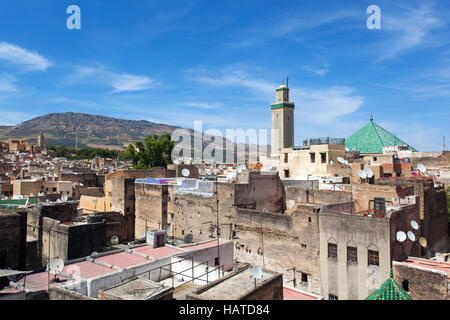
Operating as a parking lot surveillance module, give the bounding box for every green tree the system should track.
[127,134,174,169]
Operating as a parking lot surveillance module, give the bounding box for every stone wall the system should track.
[0,211,27,270]
[393,260,449,300]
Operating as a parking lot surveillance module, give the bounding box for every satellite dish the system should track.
[417,164,427,173]
[410,220,419,230]
[345,148,349,152]
[364,168,374,178]
[337,157,345,164]
[47,258,64,275]
[358,170,367,179]
[184,233,193,243]
[173,159,180,165]
[343,160,349,165]
[110,236,119,245]
[182,168,190,177]
[252,266,263,280]
[396,186,407,199]
[419,237,428,248]
[91,251,99,257]
[407,231,416,242]
[396,231,407,242]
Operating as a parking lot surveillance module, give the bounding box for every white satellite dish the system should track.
[345,148,349,152]
[364,168,374,178]
[396,231,407,242]
[410,220,419,230]
[343,160,349,165]
[407,231,416,242]
[358,170,367,179]
[47,258,64,275]
[110,236,119,245]
[173,159,180,165]
[252,266,263,280]
[182,168,190,177]
[417,164,427,173]
[337,157,345,164]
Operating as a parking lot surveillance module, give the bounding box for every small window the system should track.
[308,217,312,222]
[374,198,386,213]
[214,257,220,266]
[373,157,377,161]
[329,294,338,300]
[402,280,409,292]
[284,169,290,178]
[310,153,315,163]
[197,211,200,218]
[301,273,308,283]
[321,153,326,164]
[181,230,185,236]
[347,246,357,262]
[328,243,337,259]
[368,250,379,266]
[284,153,289,163]
[301,243,307,248]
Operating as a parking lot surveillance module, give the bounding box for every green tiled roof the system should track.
[365,270,413,300]
[0,198,38,205]
[345,121,418,154]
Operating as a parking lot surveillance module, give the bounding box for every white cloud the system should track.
[0,74,17,92]
[377,3,446,61]
[68,65,159,93]
[110,73,156,93]
[0,42,51,71]
[292,86,364,124]
[0,110,35,126]
[189,68,274,97]
[185,102,222,109]
[189,67,363,124]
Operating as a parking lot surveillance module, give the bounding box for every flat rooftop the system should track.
[98,278,171,300]
[192,267,274,300]
[283,286,321,300]
[399,257,450,279]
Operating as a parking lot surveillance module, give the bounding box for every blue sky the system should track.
[0,0,448,151]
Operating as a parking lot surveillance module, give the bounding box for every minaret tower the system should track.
[271,79,295,155]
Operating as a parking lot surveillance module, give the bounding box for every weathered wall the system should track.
[318,211,391,300]
[0,211,27,270]
[393,261,449,300]
[134,183,168,239]
[110,178,135,241]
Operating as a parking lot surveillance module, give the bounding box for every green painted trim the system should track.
[271,103,295,110]
[276,88,288,92]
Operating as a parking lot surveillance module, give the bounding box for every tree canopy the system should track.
[126,134,174,169]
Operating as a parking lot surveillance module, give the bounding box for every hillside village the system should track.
[0,85,449,300]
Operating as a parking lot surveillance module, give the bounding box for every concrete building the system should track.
[318,201,421,300]
[393,257,450,300]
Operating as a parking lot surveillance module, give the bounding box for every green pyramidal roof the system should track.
[365,270,413,300]
[345,121,418,154]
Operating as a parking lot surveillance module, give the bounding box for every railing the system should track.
[302,137,345,146]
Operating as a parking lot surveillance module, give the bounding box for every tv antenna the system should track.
[419,237,428,248]
[182,168,190,177]
[252,265,263,287]
[110,236,119,246]
[396,231,406,242]
[410,220,419,230]
[358,169,367,181]
[407,231,416,242]
[364,167,374,179]
[417,164,427,174]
